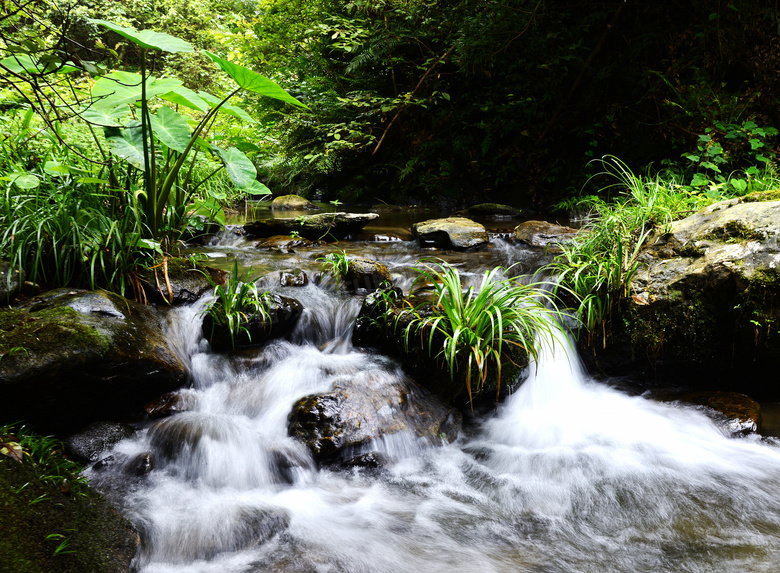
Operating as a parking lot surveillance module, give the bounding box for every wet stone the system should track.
[65,421,136,463]
[280,268,309,287]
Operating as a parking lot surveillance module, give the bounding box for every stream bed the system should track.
[87,208,780,572]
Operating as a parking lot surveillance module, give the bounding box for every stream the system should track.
[87,207,780,572]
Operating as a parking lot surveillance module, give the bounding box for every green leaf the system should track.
[81,106,128,127]
[88,19,193,53]
[190,197,226,226]
[203,51,307,108]
[105,125,146,169]
[749,138,764,150]
[0,54,79,75]
[92,72,182,109]
[8,172,40,189]
[243,180,272,195]
[43,160,71,177]
[690,173,710,187]
[197,91,257,123]
[148,107,191,153]
[213,146,256,188]
[160,86,210,112]
[731,178,748,192]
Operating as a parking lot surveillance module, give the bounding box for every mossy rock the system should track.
[135,258,227,305]
[410,217,489,251]
[270,194,321,211]
[0,289,187,433]
[0,454,138,573]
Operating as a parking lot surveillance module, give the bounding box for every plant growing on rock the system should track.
[317,250,350,281]
[400,259,557,405]
[201,259,271,350]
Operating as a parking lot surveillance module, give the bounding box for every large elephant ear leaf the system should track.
[105,125,146,170]
[203,51,308,109]
[213,146,257,188]
[88,19,193,53]
[148,107,191,153]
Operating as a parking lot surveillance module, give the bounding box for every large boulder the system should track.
[590,198,780,397]
[244,212,379,240]
[411,217,489,250]
[270,194,320,211]
[0,289,187,433]
[288,369,461,464]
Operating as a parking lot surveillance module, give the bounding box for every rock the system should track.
[65,422,136,463]
[136,259,227,305]
[0,451,139,572]
[411,217,489,250]
[270,194,320,211]
[343,258,392,291]
[280,268,309,287]
[679,391,763,436]
[514,220,582,249]
[0,261,24,304]
[456,203,523,219]
[202,293,303,351]
[288,369,461,463]
[144,391,193,419]
[590,199,780,396]
[244,212,379,240]
[0,289,188,433]
[352,289,529,405]
[256,235,316,253]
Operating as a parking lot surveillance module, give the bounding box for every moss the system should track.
[0,306,110,364]
[0,426,137,572]
[734,268,780,350]
[742,189,780,203]
[702,219,763,242]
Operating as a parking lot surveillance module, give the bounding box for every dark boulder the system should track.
[0,289,188,433]
[288,369,461,464]
[202,294,303,351]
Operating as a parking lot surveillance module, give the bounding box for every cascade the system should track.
[86,232,780,573]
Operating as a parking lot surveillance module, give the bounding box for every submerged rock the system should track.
[411,217,489,250]
[288,369,461,463]
[256,235,316,253]
[456,203,523,219]
[0,289,187,433]
[279,268,309,287]
[679,391,763,436]
[244,212,379,240]
[270,194,320,211]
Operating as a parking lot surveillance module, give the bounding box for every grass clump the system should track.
[400,259,557,405]
[201,259,271,350]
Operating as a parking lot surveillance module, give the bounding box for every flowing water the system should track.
[87,211,780,572]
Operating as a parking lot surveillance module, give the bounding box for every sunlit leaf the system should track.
[243,180,272,195]
[213,146,256,188]
[197,91,257,123]
[105,125,146,169]
[0,54,79,75]
[203,51,307,108]
[148,107,190,153]
[88,19,194,53]
[160,86,210,112]
[81,106,128,127]
[92,72,182,109]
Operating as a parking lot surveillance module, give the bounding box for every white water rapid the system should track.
[85,235,780,573]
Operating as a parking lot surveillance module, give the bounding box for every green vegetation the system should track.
[400,260,556,405]
[317,250,351,281]
[201,259,271,350]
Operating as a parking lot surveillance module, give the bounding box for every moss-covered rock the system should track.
[0,447,137,573]
[269,194,320,211]
[586,199,780,397]
[135,257,227,305]
[0,289,187,433]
